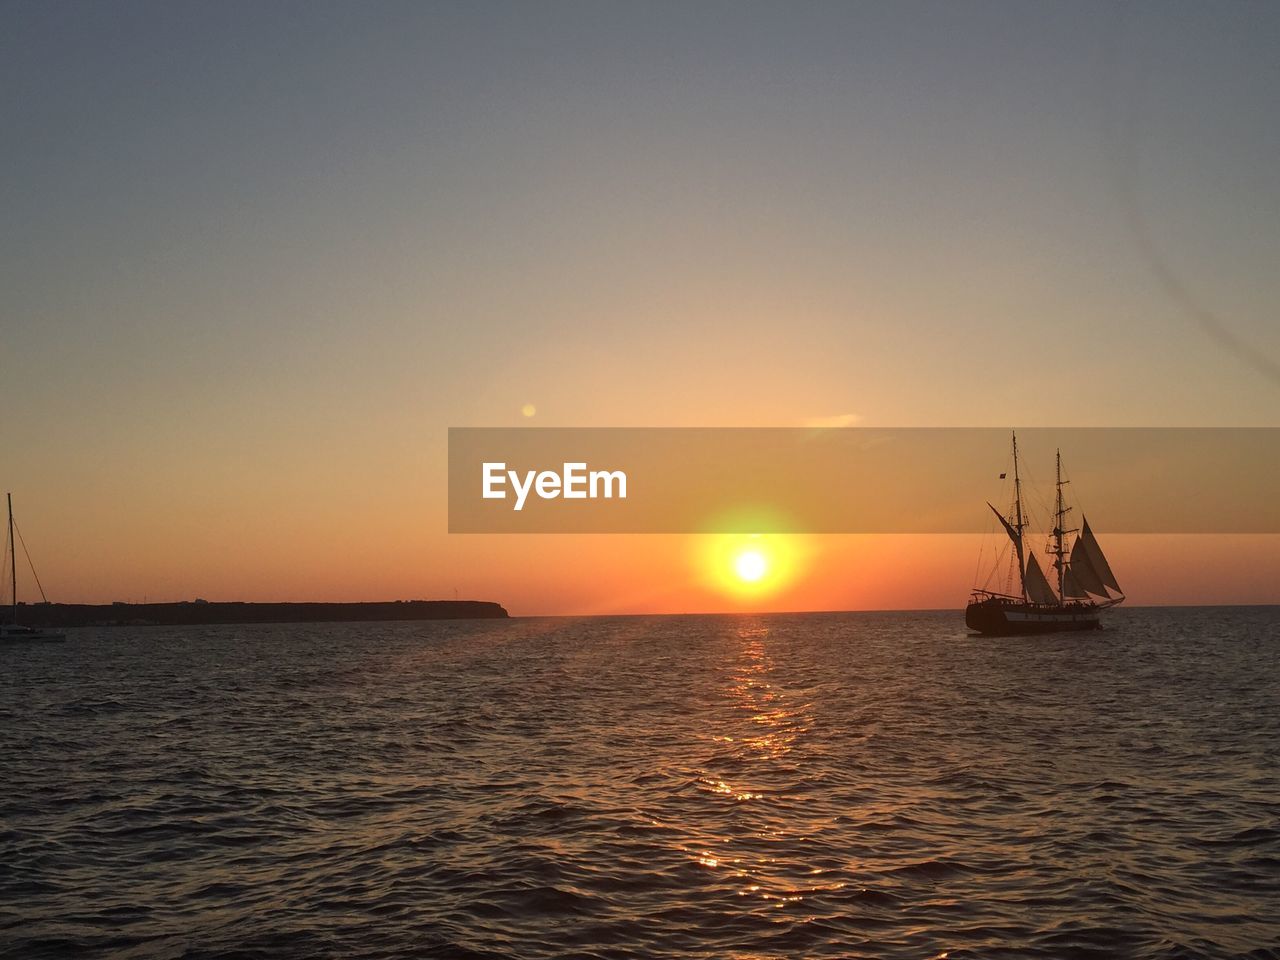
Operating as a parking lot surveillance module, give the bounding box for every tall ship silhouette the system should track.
[966,432,1124,636]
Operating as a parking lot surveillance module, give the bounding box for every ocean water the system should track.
[2,608,1278,960]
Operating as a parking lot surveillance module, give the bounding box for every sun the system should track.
[734,548,768,583]
[695,533,807,603]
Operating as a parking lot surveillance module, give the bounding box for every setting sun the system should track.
[695,534,809,604]
[734,549,768,582]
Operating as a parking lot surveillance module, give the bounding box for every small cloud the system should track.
[803,412,860,428]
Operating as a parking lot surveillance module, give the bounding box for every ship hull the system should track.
[965,597,1101,636]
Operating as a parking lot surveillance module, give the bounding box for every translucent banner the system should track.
[448,428,1280,533]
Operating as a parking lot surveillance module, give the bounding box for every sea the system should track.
[2,608,1277,960]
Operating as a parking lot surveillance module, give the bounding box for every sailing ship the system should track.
[965,432,1124,636]
[2,493,65,643]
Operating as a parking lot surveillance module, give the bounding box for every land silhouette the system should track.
[13,599,509,629]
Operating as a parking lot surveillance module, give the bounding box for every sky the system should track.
[2,1,1278,613]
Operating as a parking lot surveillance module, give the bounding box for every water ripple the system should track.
[1,608,1278,958]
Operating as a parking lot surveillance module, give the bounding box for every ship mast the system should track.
[1011,432,1028,601]
[7,493,15,625]
[1050,449,1074,599]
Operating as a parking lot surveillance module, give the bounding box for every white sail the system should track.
[1024,552,1058,604]
[1078,516,1121,593]
[988,502,1021,549]
[1061,564,1089,599]
[1069,535,1110,597]
[988,501,1027,596]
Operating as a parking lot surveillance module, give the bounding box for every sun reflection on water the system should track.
[680,618,829,909]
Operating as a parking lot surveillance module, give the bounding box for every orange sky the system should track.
[7,413,1279,613]
[13,508,1279,614]
[3,5,1278,614]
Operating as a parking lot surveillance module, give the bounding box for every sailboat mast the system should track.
[1050,449,1075,599]
[8,493,15,625]
[1011,432,1027,601]
[1054,450,1065,597]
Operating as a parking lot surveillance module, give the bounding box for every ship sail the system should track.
[988,502,1024,554]
[988,501,1027,596]
[1068,535,1109,597]
[1077,516,1121,594]
[1024,552,1058,605]
[1061,563,1089,599]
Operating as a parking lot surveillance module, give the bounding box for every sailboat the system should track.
[965,432,1124,636]
[1,493,66,643]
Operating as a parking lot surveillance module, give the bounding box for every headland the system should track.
[11,600,510,629]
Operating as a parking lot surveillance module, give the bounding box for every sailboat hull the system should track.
[965,597,1101,636]
[0,626,66,643]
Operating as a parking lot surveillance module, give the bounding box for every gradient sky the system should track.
[3,1,1278,612]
